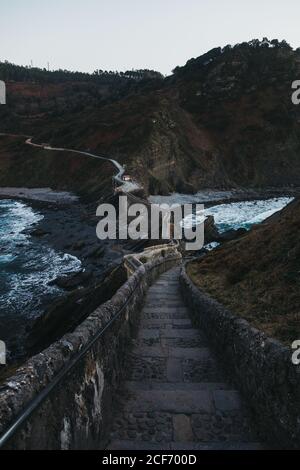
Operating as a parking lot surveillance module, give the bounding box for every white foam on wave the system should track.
[0,199,81,318]
[204,197,294,232]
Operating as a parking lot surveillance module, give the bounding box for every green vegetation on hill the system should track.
[0,60,163,84]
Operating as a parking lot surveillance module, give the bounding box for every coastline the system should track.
[0,188,123,280]
[0,189,124,364]
[1,186,298,365]
[149,187,300,208]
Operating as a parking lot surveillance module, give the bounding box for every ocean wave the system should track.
[0,199,81,322]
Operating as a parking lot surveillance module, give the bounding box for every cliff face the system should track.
[132,42,300,193]
[171,42,300,191]
[0,135,114,200]
[1,40,300,195]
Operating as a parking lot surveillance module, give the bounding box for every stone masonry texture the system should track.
[180,263,300,449]
[108,268,260,450]
[0,252,181,449]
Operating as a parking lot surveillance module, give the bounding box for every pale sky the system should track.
[1,0,300,75]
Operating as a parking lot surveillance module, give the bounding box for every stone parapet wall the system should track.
[0,249,181,450]
[180,264,300,449]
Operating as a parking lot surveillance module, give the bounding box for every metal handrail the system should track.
[0,255,179,449]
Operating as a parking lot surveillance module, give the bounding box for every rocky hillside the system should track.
[187,197,300,344]
[1,39,300,195]
[0,135,114,201]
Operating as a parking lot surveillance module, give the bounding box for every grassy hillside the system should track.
[187,198,300,344]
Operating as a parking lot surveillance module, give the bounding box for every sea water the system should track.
[0,199,81,356]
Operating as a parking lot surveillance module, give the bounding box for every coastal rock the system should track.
[72,240,86,251]
[204,215,220,243]
[30,228,50,237]
[86,245,105,259]
[217,228,247,242]
[49,270,93,290]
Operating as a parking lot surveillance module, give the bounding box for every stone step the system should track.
[138,329,160,339]
[145,302,187,308]
[142,304,189,318]
[131,346,169,357]
[152,288,179,293]
[143,307,189,315]
[160,328,200,339]
[108,267,260,451]
[137,328,201,340]
[124,390,214,413]
[143,312,189,320]
[212,390,242,412]
[134,337,208,350]
[148,283,180,289]
[140,321,174,329]
[125,381,230,391]
[141,319,192,328]
[146,298,185,304]
[159,271,180,276]
[151,283,179,288]
[107,440,171,450]
[134,346,211,359]
[146,294,182,300]
[150,290,179,295]
[166,358,183,382]
[169,347,212,359]
[165,336,208,348]
[149,303,184,307]
[108,439,263,450]
[147,292,182,297]
[171,442,263,450]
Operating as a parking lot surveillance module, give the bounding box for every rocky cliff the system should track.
[1,39,300,196]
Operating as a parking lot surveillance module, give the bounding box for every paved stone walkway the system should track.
[108,267,260,450]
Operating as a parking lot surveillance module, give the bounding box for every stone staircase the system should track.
[108,267,261,450]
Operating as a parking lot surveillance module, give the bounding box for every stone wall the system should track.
[180,264,300,449]
[0,249,181,450]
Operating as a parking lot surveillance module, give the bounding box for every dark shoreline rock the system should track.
[26,264,128,356]
[48,269,94,290]
[30,228,50,237]
[217,227,248,242]
[1,196,124,364]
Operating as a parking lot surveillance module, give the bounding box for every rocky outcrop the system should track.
[204,215,220,243]
[26,265,128,355]
[216,227,247,243]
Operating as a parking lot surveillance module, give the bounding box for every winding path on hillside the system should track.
[25,138,140,193]
[108,267,261,450]
[0,133,140,194]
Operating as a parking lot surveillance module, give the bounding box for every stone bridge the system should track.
[1,243,299,449]
[108,267,259,450]
[0,244,258,450]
